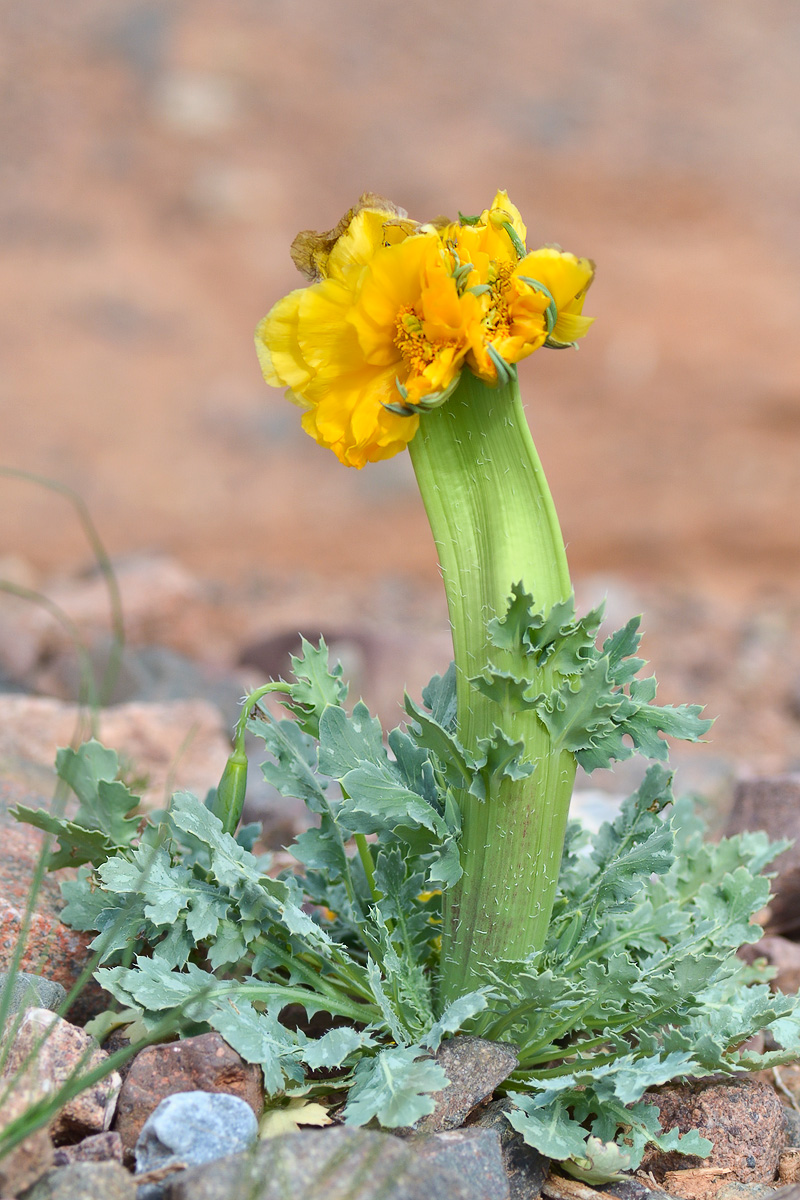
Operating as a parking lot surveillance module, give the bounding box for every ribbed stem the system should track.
[408,370,576,1004]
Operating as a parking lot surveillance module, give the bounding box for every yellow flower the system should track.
[256,205,478,468]
[255,192,594,467]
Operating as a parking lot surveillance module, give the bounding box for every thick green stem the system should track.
[408,370,576,1004]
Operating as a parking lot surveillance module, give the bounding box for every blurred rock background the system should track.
[1,0,799,809]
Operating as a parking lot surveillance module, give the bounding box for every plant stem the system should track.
[354,833,380,903]
[408,369,575,1004]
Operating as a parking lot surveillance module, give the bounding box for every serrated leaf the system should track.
[97,957,218,1024]
[426,837,462,888]
[251,717,329,812]
[565,1135,632,1183]
[469,668,536,712]
[290,822,347,875]
[506,1093,594,1160]
[387,726,438,806]
[343,1044,448,1128]
[423,989,494,1051]
[470,728,534,801]
[318,701,387,779]
[403,693,474,789]
[55,741,141,846]
[260,1098,332,1138]
[420,661,458,731]
[13,806,114,870]
[339,765,448,840]
[208,995,304,1093]
[280,636,348,737]
[301,1026,375,1070]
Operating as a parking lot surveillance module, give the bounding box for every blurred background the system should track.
[1,0,800,798]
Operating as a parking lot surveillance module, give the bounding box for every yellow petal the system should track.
[550,310,595,344]
[487,190,527,243]
[517,249,594,311]
[296,278,364,377]
[254,291,311,390]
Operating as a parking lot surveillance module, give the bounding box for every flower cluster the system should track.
[256,192,594,468]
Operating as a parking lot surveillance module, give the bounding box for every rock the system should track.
[0,971,66,1015]
[167,1125,505,1200]
[467,1098,549,1199]
[663,1171,769,1200]
[2,1008,121,1143]
[598,1181,682,1200]
[724,777,800,936]
[34,639,246,729]
[134,1091,258,1174]
[395,1036,519,1135]
[114,1032,263,1152]
[0,1077,54,1195]
[739,936,800,994]
[411,1129,510,1200]
[641,1077,785,1183]
[784,1105,800,1145]
[0,693,231,810]
[713,1185,777,1200]
[780,1149,800,1184]
[52,1131,123,1166]
[1,556,201,680]
[20,1160,136,1199]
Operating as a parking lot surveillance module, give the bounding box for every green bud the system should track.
[211,747,248,835]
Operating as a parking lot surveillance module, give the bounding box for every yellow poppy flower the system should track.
[257,214,479,468]
[255,192,594,466]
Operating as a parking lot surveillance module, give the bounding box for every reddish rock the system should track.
[0,1076,54,1195]
[113,1032,263,1152]
[641,1077,785,1183]
[1,1008,121,1144]
[0,693,231,811]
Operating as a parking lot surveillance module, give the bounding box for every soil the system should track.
[1,1,799,774]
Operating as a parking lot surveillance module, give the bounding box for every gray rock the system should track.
[0,971,67,1015]
[21,1160,136,1200]
[784,1106,800,1146]
[134,1091,258,1174]
[411,1129,510,1200]
[167,1126,505,1200]
[396,1036,519,1135]
[715,1186,780,1200]
[467,1098,549,1199]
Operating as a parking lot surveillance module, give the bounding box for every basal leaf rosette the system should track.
[255,191,594,467]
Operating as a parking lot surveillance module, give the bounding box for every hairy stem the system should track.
[408,369,575,1004]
